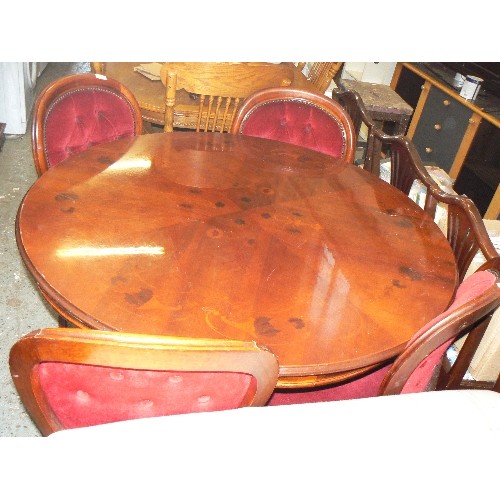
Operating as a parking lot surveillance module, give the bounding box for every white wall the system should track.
[341,62,397,85]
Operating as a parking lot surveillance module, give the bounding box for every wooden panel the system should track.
[412,85,473,172]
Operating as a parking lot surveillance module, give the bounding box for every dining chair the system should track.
[9,328,279,436]
[268,263,500,406]
[230,87,356,162]
[297,62,344,93]
[331,87,380,167]
[333,94,498,282]
[159,62,294,133]
[373,133,499,282]
[32,73,143,177]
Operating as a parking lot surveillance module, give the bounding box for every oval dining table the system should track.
[16,132,458,388]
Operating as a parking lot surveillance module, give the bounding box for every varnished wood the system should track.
[406,80,431,139]
[32,73,144,176]
[343,113,497,280]
[381,265,500,395]
[94,62,312,131]
[9,328,279,435]
[160,62,296,133]
[396,63,500,218]
[332,87,381,172]
[448,112,482,180]
[399,63,500,128]
[298,63,344,93]
[365,131,498,282]
[15,133,458,387]
[484,184,500,219]
[230,86,356,163]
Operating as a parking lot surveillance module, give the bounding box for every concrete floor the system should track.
[0,63,91,437]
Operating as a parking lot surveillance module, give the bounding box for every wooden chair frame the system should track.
[9,328,279,436]
[332,87,498,280]
[32,73,143,176]
[380,265,500,395]
[332,87,380,168]
[373,134,499,281]
[159,62,294,133]
[297,63,344,93]
[230,86,356,163]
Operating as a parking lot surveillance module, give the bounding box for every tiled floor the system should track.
[0,63,91,437]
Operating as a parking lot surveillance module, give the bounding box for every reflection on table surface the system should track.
[16,132,458,387]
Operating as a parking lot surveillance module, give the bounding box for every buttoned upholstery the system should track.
[268,266,500,405]
[36,363,254,429]
[231,87,356,162]
[9,329,279,436]
[32,73,143,176]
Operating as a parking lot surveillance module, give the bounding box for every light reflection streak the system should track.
[105,157,152,171]
[309,245,349,333]
[57,246,165,257]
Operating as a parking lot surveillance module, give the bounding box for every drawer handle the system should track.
[434,124,442,130]
[425,147,433,154]
[443,99,451,106]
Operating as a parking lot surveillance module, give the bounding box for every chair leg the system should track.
[58,315,70,327]
[436,317,490,390]
[493,374,500,393]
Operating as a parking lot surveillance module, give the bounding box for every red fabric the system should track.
[37,363,255,429]
[240,101,346,158]
[268,364,391,406]
[268,271,496,405]
[44,88,137,168]
[401,270,496,393]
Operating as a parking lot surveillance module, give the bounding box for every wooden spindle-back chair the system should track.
[159,62,294,132]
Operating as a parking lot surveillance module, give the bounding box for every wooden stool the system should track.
[339,80,414,174]
[339,80,414,135]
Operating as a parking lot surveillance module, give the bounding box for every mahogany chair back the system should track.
[230,86,356,162]
[268,263,500,405]
[297,62,344,93]
[32,73,143,176]
[380,264,500,394]
[328,91,498,279]
[9,329,279,436]
[377,134,498,281]
[159,62,294,132]
[332,87,380,167]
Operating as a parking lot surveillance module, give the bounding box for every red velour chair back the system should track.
[231,87,356,163]
[268,266,500,405]
[32,73,143,176]
[9,329,279,436]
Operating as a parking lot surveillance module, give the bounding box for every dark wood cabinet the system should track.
[391,63,500,219]
[412,85,473,172]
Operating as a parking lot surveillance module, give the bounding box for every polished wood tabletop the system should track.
[16,132,458,388]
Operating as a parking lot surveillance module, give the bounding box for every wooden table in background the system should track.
[99,62,313,131]
[16,133,458,388]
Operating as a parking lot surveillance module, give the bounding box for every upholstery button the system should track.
[304,124,312,133]
[197,395,211,405]
[279,118,287,126]
[76,390,90,402]
[169,375,183,383]
[109,371,124,381]
[138,399,154,409]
